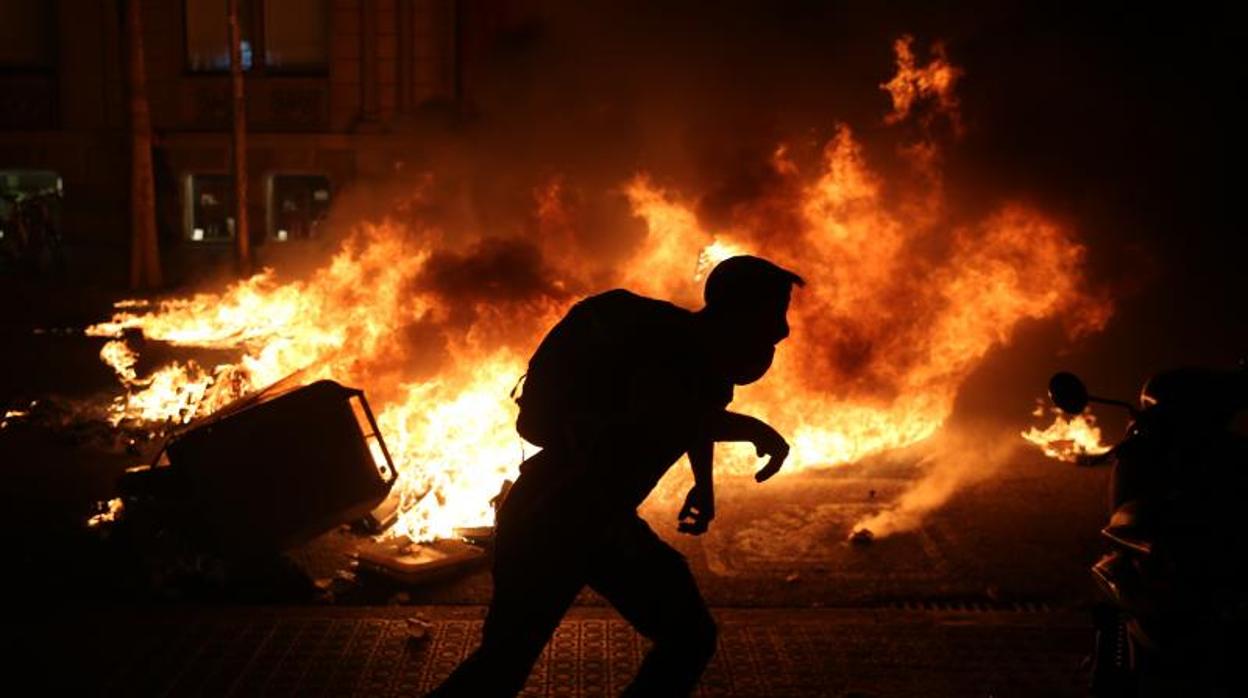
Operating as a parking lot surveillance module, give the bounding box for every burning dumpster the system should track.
[122,378,397,554]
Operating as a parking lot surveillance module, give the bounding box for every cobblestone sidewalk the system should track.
[12,605,1091,697]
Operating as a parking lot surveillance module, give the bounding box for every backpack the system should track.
[514,290,653,448]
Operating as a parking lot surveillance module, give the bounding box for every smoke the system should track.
[314,2,909,262]
[419,238,566,307]
[850,421,1025,538]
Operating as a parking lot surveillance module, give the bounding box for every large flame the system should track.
[85,38,1111,542]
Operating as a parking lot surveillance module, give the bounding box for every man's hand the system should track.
[678,483,715,535]
[751,421,790,482]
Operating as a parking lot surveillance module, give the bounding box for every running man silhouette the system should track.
[430,256,803,697]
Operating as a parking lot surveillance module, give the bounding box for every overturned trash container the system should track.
[128,379,397,555]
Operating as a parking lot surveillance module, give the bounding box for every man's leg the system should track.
[588,516,717,697]
[429,525,584,697]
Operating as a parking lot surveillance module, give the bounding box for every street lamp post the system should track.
[227,0,251,276]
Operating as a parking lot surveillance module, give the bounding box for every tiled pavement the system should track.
[13,604,1092,697]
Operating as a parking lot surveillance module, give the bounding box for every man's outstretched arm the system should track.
[678,437,715,535]
[707,410,791,482]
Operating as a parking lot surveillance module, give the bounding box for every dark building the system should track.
[0,0,498,283]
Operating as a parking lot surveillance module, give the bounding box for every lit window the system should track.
[185,0,255,72]
[188,175,235,241]
[269,175,331,241]
[1,169,61,204]
[264,0,329,72]
[1,170,63,263]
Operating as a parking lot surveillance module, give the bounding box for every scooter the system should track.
[1046,367,1248,696]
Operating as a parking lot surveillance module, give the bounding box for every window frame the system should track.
[183,172,237,243]
[181,0,329,77]
[265,172,332,242]
[259,0,330,76]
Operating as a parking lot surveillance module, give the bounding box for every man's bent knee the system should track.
[689,612,718,663]
[655,609,717,665]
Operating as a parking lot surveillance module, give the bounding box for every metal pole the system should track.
[126,0,162,289]
[228,0,251,276]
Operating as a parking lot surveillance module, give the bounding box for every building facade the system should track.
[0,0,498,283]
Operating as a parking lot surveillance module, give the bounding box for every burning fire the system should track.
[882,35,963,132]
[1,405,33,429]
[87,498,125,528]
[1021,404,1112,462]
[84,38,1111,542]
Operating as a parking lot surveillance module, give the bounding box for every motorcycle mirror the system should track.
[1049,372,1089,415]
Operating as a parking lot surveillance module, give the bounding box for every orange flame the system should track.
[87,498,125,528]
[1022,405,1112,462]
[1,405,32,429]
[84,37,1112,542]
[881,34,962,131]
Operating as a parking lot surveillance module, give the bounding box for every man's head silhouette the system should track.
[699,255,804,385]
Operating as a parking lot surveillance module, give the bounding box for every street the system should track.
[0,304,1115,695]
[12,605,1091,697]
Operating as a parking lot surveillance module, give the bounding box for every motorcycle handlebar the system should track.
[1075,448,1116,467]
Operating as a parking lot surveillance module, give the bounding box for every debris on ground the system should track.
[313,568,359,600]
[361,490,402,533]
[134,379,396,554]
[849,528,875,545]
[405,616,434,648]
[356,537,487,585]
[389,591,411,605]
[454,526,494,546]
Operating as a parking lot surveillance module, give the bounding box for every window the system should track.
[0,2,54,69]
[185,0,255,72]
[0,170,60,196]
[269,174,330,241]
[187,175,235,241]
[1,170,63,270]
[185,0,328,73]
[264,0,329,72]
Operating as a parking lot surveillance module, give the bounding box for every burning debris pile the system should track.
[77,37,1111,548]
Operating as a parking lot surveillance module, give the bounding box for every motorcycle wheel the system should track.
[1090,604,1135,698]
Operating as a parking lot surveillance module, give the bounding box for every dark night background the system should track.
[939,0,1248,401]
[1,2,1246,693]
